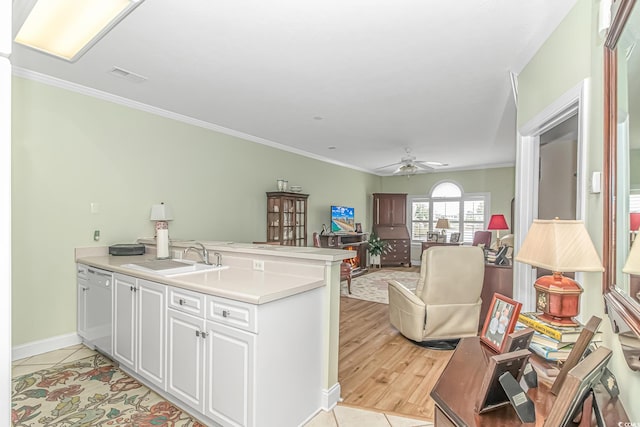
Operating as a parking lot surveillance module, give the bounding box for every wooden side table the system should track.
[430,337,628,426]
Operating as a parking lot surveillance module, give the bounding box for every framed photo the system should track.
[545,346,613,426]
[450,232,461,243]
[355,222,362,233]
[480,293,522,353]
[504,327,534,353]
[427,232,439,242]
[475,349,531,414]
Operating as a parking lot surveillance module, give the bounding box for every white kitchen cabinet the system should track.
[113,273,167,390]
[166,307,206,412]
[76,265,89,340]
[204,321,255,427]
[166,287,256,427]
[113,274,136,369]
[106,269,323,427]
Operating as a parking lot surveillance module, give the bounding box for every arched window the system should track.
[409,181,490,244]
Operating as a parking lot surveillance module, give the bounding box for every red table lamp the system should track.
[631,213,640,242]
[515,219,603,326]
[487,214,509,243]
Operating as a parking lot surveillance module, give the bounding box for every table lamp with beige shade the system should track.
[515,218,604,326]
[435,218,450,238]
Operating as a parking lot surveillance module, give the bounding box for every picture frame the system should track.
[480,293,523,353]
[427,232,439,242]
[503,327,534,353]
[545,346,613,426]
[449,232,461,243]
[475,348,531,414]
[355,222,362,233]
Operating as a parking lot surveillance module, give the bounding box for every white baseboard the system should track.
[321,382,341,411]
[12,333,82,361]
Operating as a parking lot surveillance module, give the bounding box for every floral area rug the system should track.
[11,353,205,427]
[340,268,419,304]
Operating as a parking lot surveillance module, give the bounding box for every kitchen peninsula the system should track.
[76,240,354,427]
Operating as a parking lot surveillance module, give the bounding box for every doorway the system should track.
[514,81,588,311]
[538,114,579,220]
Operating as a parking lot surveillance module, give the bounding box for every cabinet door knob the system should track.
[200,332,207,339]
[195,330,200,337]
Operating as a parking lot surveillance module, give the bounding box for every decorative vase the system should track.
[370,254,381,267]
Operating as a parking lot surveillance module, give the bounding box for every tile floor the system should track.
[12,345,433,427]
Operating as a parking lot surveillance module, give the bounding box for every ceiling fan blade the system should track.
[375,161,402,170]
[414,162,435,171]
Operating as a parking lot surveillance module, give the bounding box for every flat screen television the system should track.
[331,205,355,233]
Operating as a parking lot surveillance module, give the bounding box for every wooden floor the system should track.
[338,296,453,421]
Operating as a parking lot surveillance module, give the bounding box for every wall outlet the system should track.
[253,260,265,271]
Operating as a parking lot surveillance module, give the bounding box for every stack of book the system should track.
[516,312,602,362]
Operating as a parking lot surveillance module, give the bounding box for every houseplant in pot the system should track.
[368,232,389,267]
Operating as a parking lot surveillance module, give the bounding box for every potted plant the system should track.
[367,232,388,267]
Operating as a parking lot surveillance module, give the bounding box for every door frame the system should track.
[514,80,589,311]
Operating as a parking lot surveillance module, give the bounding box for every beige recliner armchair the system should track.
[388,245,485,349]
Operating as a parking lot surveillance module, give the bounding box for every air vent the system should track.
[109,67,148,83]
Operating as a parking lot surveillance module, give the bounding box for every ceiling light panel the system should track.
[14,0,144,62]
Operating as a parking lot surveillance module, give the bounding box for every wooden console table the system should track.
[430,337,628,426]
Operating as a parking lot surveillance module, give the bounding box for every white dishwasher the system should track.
[77,264,113,357]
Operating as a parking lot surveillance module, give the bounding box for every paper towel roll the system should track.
[156,228,170,259]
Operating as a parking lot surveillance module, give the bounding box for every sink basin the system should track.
[122,259,229,277]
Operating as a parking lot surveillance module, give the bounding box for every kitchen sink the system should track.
[121,259,229,277]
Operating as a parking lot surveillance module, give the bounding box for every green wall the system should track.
[517,0,640,419]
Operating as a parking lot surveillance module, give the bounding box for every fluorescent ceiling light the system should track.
[14,0,144,62]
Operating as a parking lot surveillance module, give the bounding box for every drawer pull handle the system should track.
[201,332,207,339]
[222,310,230,318]
[195,330,200,337]
[178,298,186,306]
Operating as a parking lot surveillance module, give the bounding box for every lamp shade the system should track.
[487,214,509,231]
[630,212,640,231]
[515,219,603,272]
[435,218,450,229]
[623,238,640,275]
[150,203,173,221]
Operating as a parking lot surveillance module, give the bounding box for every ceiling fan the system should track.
[376,148,448,176]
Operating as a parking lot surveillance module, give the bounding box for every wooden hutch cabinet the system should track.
[373,193,407,226]
[372,193,411,267]
[266,192,308,246]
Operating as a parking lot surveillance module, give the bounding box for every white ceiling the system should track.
[11,0,578,175]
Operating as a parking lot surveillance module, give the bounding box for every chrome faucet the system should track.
[184,242,212,265]
[213,252,222,267]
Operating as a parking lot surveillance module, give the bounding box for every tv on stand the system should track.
[331,205,355,233]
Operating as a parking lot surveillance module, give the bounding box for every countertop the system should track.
[76,252,328,305]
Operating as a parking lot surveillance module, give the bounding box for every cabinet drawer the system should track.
[206,296,257,334]
[168,287,205,318]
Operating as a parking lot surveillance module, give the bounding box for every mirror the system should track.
[604,0,640,370]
